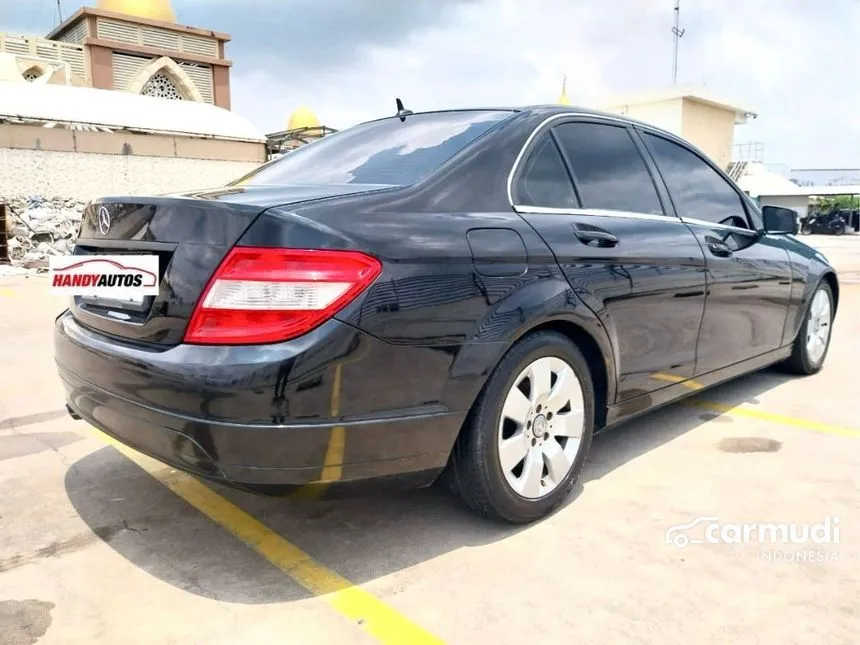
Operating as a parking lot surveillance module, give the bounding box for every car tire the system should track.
[445,330,595,523]
[782,281,834,375]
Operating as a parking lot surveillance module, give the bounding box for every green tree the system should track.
[816,194,860,211]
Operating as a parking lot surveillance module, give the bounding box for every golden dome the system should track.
[558,74,571,106]
[97,0,177,22]
[287,106,320,131]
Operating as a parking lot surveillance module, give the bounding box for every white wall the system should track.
[759,195,809,220]
[0,148,259,202]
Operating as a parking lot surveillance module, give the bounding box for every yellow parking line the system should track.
[690,400,860,439]
[89,427,444,645]
[650,372,704,389]
[320,363,346,483]
[290,363,346,500]
[649,372,860,438]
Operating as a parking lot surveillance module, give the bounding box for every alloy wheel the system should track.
[806,288,832,365]
[497,356,584,499]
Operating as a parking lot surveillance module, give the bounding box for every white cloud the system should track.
[228,0,859,167]
[230,0,624,131]
[4,0,858,166]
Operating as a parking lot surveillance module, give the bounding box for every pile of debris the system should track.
[3,196,85,272]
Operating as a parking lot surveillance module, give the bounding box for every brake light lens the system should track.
[184,247,382,345]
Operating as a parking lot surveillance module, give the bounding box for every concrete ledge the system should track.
[0,124,266,163]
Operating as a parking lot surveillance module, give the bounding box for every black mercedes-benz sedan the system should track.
[55,105,839,523]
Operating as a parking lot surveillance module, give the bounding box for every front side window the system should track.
[515,135,578,208]
[552,122,664,215]
[644,133,750,229]
[234,110,513,187]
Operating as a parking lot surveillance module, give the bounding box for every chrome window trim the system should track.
[636,128,761,229]
[513,206,764,233]
[512,204,684,224]
[679,216,760,235]
[506,112,641,206]
[506,111,756,225]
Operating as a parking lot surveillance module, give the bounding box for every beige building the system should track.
[0,0,267,203]
[0,0,232,108]
[596,86,757,171]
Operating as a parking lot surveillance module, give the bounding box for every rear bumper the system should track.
[55,311,465,492]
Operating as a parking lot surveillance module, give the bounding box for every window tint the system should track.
[553,122,664,215]
[235,110,512,187]
[644,133,749,229]
[516,135,578,208]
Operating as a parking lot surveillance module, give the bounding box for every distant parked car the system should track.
[56,106,840,523]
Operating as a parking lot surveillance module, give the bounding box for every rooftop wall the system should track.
[680,99,736,170]
[600,95,741,169]
[0,125,264,201]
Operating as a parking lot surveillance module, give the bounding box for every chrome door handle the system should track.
[707,241,733,257]
[574,230,618,248]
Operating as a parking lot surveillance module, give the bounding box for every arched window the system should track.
[129,56,203,102]
[141,72,184,100]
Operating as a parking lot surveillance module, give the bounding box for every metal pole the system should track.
[672,0,685,84]
[57,0,64,23]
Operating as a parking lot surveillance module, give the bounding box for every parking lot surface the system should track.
[1,234,859,645]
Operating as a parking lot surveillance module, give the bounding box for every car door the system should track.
[638,129,793,373]
[512,118,707,402]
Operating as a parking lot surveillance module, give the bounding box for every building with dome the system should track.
[1,0,232,107]
[0,0,267,206]
[266,105,337,157]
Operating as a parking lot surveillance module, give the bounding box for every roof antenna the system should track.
[395,98,413,122]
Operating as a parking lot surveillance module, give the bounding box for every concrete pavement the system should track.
[1,254,858,644]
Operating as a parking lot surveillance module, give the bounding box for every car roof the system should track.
[514,104,686,138]
[359,104,679,140]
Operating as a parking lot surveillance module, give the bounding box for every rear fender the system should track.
[440,274,617,419]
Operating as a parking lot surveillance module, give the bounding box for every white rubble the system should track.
[2,196,86,272]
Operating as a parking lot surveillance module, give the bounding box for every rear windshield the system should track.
[234,110,513,187]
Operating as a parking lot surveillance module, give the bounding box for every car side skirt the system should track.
[602,344,793,430]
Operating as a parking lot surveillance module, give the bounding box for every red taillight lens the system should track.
[184,247,382,345]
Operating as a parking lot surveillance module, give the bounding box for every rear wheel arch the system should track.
[449,317,613,441]
[516,320,610,430]
[442,326,604,521]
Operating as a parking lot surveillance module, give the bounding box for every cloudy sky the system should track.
[2,0,858,167]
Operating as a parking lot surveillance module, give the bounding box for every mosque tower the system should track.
[558,75,571,106]
[0,0,233,109]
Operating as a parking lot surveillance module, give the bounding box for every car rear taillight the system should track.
[184,247,382,345]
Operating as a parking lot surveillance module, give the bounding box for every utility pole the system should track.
[671,0,685,84]
[56,0,64,23]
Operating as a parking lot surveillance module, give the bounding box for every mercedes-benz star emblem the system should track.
[97,206,112,235]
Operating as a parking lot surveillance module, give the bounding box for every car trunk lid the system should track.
[69,184,387,346]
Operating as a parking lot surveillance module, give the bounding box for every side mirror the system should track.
[762,205,798,235]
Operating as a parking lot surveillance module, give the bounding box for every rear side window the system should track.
[553,122,664,215]
[515,135,578,208]
[643,133,749,228]
[235,110,512,187]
